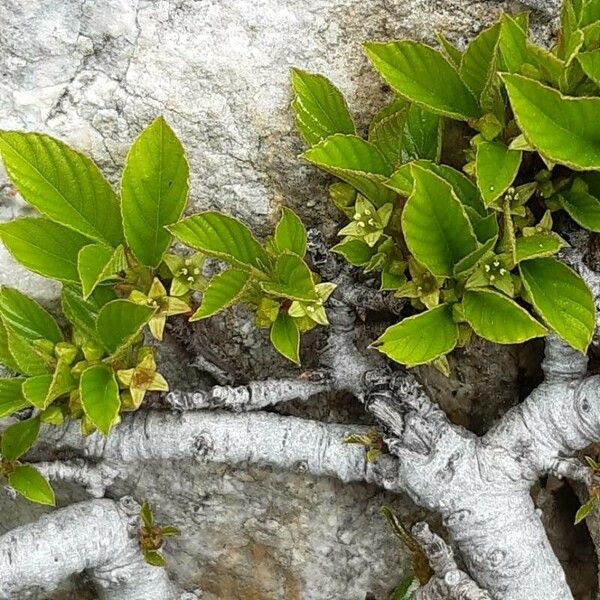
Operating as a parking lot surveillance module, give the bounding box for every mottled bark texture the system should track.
[0,497,174,600]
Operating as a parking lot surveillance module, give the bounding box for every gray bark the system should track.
[0,497,174,600]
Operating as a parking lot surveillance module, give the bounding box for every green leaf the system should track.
[121,117,189,267]
[520,257,596,351]
[274,208,307,257]
[191,269,250,320]
[472,212,500,244]
[578,50,600,86]
[270,312,300,364]
[0,131,122,246]
[499,14,530,73]
[96,300,154,356]
[0,288,62,344]
[78,244,126,299]
[391,577,421,600]
[61,286,115,344]
[0,319,20,372]
[0,378,28,417]
[560,185,600,232]
[460,23,501,98]
[144,550,166,567]
[575,498,598,524]
[387,160,485,216]
[0,217,90,283]
[168,212,268,271]
[331,237,375,266]
[5,326,52,376]
[476,141,522,205]
[1,417,40,460]
[401,105,443,162]
[368,107,409,165]
[290,68,356,146]
[402,165,478,276]
[463,289,546,344]
[372,304,458,366]
[22,361,74,410]
[515,235,562,261]
[581,0,600,27]
[300,134,396,207]
[363,41,481,120]
[453,236,498,276]
[141,501,154,528]
[160,525,180,537]
[79,363,120,436]
[436,33,463,67]
[261,254,317,301]
[8,465,55,506]
[502,74,600,170]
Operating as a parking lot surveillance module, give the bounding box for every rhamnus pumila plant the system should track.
[0,116,331,504]
[3,1,600,597]
[292,0,600,374]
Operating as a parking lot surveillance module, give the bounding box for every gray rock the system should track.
[0,1,559,598]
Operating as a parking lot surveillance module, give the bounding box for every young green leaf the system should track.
[79,363,121,436]
[363,41,481,120]
[502,74,600,170]
[453,236,498,276]
[436,33,463,67]
[578,50,600,86]
[0,288,62,344]
[520,258,596,351]
[372,304,458,366]
[331,237,375,266]
[515,235,562,262]
[1,417,40,460]
[463,289,546,344]
[141,501,154,528]
[300,134,396,207]
[575,498,598,524]
[0,378,28,418]
[560,185,600,232]
[290,68,356,146]
[391,577,421,600]
[121,117,189,268]
[191,269,251,320]
[402,165,478,277]
[0,131,122,246]
[270,312,300,364]
[401,105,443,162]
[261,254,317,301]
[144,550,167,567]
[460,23,501,98]
[274,208,307,257]
[96,300,154,356]
[476,141,522,205]
[8,465,55,506]
[0,217,90,284]
[168,212,269,271]
[78,244,126,299]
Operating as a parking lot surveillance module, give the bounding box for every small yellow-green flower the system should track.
[396,258,443,309]
[129,278,190,340]
[466,253,515,297]
[163,253,207,297]
[288,282,336,326]
[338,197,393,247]
[117,347,169,410]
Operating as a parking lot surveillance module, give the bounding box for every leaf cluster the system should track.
[291,0,600,369]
